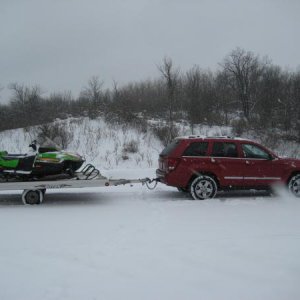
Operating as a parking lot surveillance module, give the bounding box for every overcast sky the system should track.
[0,0,299,103]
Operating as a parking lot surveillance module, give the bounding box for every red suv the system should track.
[156,136,300,199]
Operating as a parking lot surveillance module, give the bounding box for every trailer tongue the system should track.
[0,164,155,205]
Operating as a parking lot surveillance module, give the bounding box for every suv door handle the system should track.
[245,160,250,165]
[211,158,219,164]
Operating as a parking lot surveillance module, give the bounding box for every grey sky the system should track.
[0,0,299,103]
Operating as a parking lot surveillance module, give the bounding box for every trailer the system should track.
[0,164,155,205]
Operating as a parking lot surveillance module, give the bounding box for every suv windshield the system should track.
[160,139,181,156]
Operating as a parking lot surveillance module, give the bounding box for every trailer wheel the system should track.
[22,189,44,205]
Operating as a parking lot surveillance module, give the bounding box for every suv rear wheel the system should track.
[190,175,217,200]
[288,174,300,197]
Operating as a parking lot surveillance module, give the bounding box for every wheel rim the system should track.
[25,191,40,205]
[195,180,214,199]
[289,178,300,197]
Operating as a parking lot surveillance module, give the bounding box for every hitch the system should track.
[144,178,160,190]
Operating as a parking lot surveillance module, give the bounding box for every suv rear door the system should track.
[209,141,244,187]
[175,141,211,186]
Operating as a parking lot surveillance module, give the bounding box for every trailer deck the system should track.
[0,177,150,191]
[0,164,153,205]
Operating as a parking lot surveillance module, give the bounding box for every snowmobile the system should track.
[0,141,85,181]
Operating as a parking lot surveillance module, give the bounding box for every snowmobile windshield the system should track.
[38,146,60,153]
[39,137,62,152]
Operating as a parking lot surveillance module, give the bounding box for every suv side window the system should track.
[211,142,238,157]
[183,142,208,156]
[242,144,271,160]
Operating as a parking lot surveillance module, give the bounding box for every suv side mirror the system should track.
[268,154,275,160]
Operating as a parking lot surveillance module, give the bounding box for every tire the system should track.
[190,175,218,200]
[288,174,300,197]
[22,189,44,205]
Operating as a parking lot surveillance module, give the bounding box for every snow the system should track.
[1,168,300,300]
[0,117,300,299]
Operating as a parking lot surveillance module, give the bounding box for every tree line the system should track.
[0,47,299,141]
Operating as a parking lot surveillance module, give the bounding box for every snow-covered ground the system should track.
[1,117,300,299]
[0,168,300,300]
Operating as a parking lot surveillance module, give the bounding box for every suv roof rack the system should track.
[186,135,234,139]
[206,136,233,139]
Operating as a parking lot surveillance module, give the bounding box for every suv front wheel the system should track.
[288,174,300,197]
[190,175,218,200]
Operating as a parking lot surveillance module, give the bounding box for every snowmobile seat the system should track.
[3,154,27,160]
[1,154,35,172]
[17,155,36,172]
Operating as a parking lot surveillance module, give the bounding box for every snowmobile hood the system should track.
[58,151,84,161]
[37,151,84,162]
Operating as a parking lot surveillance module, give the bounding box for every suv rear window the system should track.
[183,142,208,156]
[160,139,181,156]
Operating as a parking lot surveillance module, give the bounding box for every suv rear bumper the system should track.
[156,168,188,188]
[156,168,166,183]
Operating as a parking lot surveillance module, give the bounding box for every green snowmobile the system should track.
[0,141,85,181]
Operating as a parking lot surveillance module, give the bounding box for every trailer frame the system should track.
[0,170,152,205]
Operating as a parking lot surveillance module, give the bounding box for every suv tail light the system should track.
[166,158,180,172]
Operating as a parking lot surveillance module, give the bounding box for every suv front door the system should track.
[241,143,282,186]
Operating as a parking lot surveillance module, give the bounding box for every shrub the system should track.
[123,140,139,154]
[153,125,179,146]
[37,123,73,149]
[231,118,248,136]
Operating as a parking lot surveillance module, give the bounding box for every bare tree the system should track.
[256,65,283,128]
[215,70,236,125]
[185,66,201,133]
[8,83,43,126]
[185,66,216,131]
[80,76,104,118]
[157,57,180,142]
[292,71,300,140]
[44,91,74,120]
[221,48,268,120]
